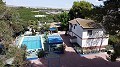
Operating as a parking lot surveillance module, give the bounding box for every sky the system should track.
[4,0,104,9]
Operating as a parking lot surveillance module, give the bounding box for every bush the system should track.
[109,35,120,45]
[37,50,45,58]
[107,51,111,55]
[55,27,58,33]
[56,44,65,54]
[111,53,117,62]
[44,32,48,39]
[105,45,113,50]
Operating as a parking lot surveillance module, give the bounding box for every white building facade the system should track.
[69,18,109,49]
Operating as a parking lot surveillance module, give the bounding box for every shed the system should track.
[49,27,57,31]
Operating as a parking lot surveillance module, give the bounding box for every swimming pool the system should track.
[22,36,42,50]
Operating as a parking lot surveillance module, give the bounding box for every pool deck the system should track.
[28,31,120,67]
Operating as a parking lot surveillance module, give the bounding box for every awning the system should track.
[49,27,57,31]
[47,35,63,44]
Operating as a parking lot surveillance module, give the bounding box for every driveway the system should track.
[59,32,120,67]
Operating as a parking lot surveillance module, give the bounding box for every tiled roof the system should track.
[69,18,102,29]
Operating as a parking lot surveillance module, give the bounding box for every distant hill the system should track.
[6,4,70,10]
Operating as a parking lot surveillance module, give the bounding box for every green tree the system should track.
[91,0,120,61]
[0,0,28,66]
[0,0,5,4]
[69,1,92,20]
[41,24,50,31]
[11,23,24,36]
[52,14,60,22]
[91,5,106,23]
[13,45,27,67]
[104,0,120,61]
[92,0,120,35]
[59,12,69,34]
[102,0,120,35]
[0,46,27,67]
[0,5,6,15]
[0,21,13,49]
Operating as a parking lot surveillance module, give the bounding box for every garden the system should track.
[72,43,113,55]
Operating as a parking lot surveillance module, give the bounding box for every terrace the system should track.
[26,31,120,67]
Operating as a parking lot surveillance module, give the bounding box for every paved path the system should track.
[59,32,120,67]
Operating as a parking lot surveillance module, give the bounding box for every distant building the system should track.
[34,15,46,18]
[32,8,69,15]
[50,22,61,28]
[69,18,109,50]
[49,22,61,33]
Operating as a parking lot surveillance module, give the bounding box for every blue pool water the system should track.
[22,36,42,50]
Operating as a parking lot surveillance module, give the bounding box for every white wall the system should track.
[82,38,108,47]
[72,23,83,38]
[69,23,72,36]
[82,29,109,47]
[82,29,103,38]
[69,23,109,48]
[77,38,82,47]
[69,23,83,46]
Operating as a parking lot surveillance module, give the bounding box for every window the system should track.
[88,30,92,36]
[95,31,99,33]
[74,26,75,29]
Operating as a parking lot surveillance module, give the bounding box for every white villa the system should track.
[69,18,109,49]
